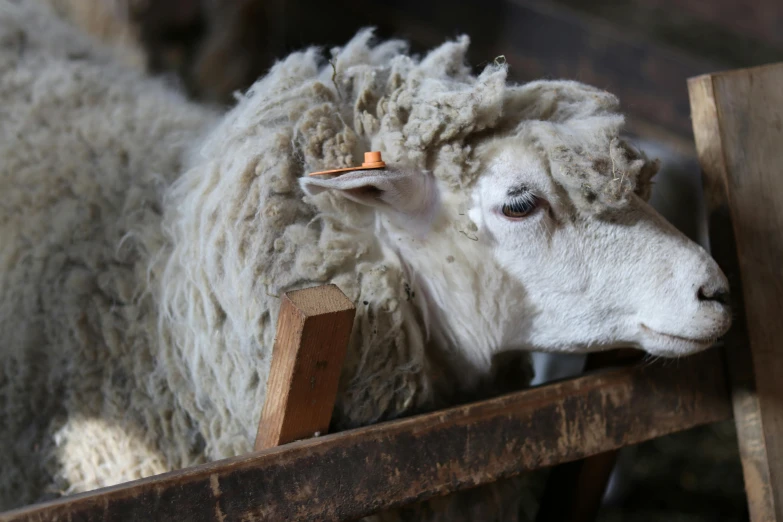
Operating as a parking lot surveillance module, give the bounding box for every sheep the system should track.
[0,1,732,518]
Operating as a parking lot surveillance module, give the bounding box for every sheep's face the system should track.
[465,143,732,357]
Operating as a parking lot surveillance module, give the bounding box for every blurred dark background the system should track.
[65,0,778,519]
[123,0,783,152]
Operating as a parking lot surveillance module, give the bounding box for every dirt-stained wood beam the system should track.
[0,349,731,522]
[254,284,355,451]
[689,61,783,522]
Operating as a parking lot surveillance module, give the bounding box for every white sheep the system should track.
[0,2,732,518]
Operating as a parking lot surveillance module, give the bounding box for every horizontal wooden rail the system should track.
[0,349,731,522]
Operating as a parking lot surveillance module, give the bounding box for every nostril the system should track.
[698,285,731,306]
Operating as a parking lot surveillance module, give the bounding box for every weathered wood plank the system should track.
[254,284,355,451]
[0,349,731,522]
[689,61,783,522]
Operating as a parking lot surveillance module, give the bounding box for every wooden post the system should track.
[254,284,355,451]
[689,62,783,522]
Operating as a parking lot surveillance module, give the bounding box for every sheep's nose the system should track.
[697,284,731,307]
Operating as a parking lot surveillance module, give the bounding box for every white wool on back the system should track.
[0,0,216,507]
[0,2,656,516]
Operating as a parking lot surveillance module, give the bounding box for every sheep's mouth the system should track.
[640,324,717,346]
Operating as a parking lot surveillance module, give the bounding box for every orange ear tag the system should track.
[308,151,386,176]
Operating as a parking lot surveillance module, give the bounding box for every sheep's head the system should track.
[463,137,731,357]
[302,134,731,366]
[297,34,731,374]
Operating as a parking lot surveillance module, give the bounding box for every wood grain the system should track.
[0,349,731,522]
[689,61,783,522]
[254,284,355,451]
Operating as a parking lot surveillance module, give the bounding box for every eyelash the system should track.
[502,193,540,219]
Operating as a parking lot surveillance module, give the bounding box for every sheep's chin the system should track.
[637,324,718,357]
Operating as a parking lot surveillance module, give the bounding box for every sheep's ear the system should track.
[300,168,438,221]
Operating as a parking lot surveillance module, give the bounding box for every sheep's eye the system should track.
[502,194,539,219]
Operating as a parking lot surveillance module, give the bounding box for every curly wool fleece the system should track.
[0,0,657,514]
